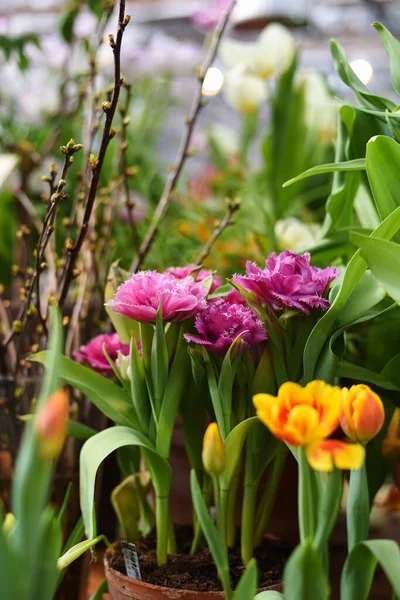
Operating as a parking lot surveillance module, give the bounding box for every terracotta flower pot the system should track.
[104,544,283,600]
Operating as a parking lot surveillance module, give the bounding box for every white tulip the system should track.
[257,24,296,77]
[223,66,268,115]
[219,23,296,80]
[219,38,260,71]
[301,71,339,144]
[275,218,322,252]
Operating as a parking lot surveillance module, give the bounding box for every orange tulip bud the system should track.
[254,380,341,446]
[382,409,400,457]
[305,439,365,472]
[202,423,226,476]
[35,389,69,460]
[340,384,384,444]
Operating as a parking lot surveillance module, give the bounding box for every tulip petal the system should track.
[306,439,365,472]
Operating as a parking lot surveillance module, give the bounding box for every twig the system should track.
[65,269,88,357]
[67,1,115,238]
[2,144,80,354]
[58,0,130,309]
[0,296,16,367]
[194,198,240,267]
[130,0,236,272]
[120,82,140,251]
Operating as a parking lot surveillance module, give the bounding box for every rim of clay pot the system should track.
[104,541,283,598]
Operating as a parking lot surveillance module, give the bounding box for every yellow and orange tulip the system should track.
[305,439,365,472]
[253,380,341,447]
[341,384,384,444]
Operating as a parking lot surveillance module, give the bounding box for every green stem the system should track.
[156,496,169,565]
[190,517,204,555]
[254,447,287,546]
[226,472,240,547]
[298,447,316,543]
[347,461,369,552]
[314,469,343,555]
[220,488,230,547]
[212,475,221,534]
[241,482,258,564]
[167,516,176,555]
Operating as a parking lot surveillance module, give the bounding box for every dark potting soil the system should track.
[110,526,291,592]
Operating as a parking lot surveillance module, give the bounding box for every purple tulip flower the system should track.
[167,264,222,293]
[233,251,339,314]
[184,296,267,356]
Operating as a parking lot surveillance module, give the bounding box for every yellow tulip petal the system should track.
[305,439,365,472]
[334,442,365,470]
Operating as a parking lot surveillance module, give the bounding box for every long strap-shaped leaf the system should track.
[283,158,366,189]
[303,205,400,381]
[30,352,140,429]
[190,470,232,598]
[80,426,172,539]
[341,539,400,600]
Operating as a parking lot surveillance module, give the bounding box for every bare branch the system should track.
[194,197,240,267]
[130,0,236,272]
[58,0,130,308]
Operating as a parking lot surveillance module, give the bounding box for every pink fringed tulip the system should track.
[340,384,385,444]
[184,296,266,356]
[233,251,339,314]
[107,270,208,323]
[167,264,222,293]
[73,333,130,374]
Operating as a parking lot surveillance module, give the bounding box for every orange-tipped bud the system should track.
[383,409,400,457]
[305,439,365,472]
[340,384,384,444]
[35,389,69,460]
[254,380,341,446]
[202,423,226,476]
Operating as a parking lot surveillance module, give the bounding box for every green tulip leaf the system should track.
[284,540,330,600]
[283,158,366,189]
[373,23,400,95]
[30,351,140,429]
[80,426,171,539]
[341,539,400,600]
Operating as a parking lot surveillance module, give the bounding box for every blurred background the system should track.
[1,0,399,165]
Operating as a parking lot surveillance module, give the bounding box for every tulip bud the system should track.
[116,350,130,381]
[382,409,400,457]
[274,218,322,253]
[35,389,69,460]
[2,512,16,536]
[202,423,226,476]
[340,384,384,444]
